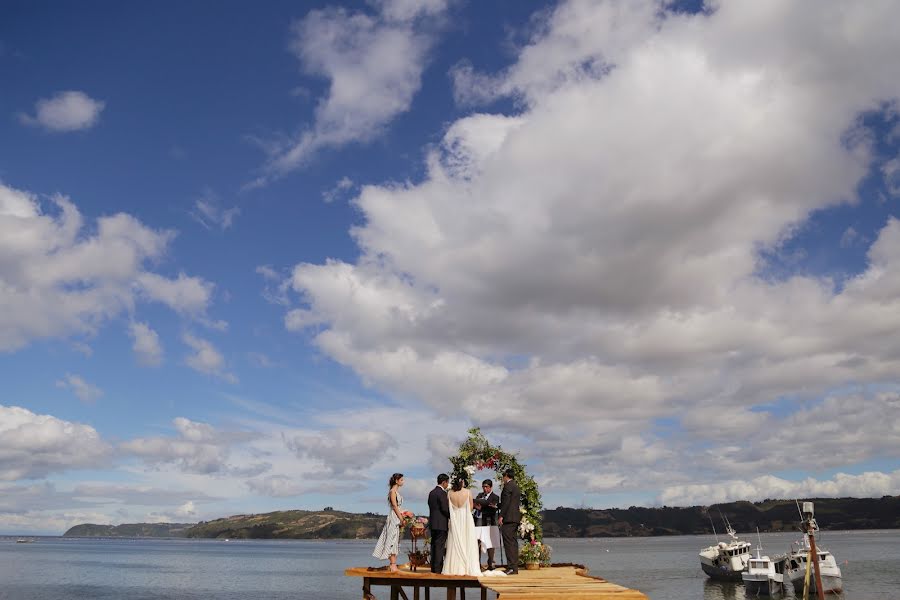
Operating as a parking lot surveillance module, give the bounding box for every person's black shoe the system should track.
[487,562,495,571]
[504,568,518,575]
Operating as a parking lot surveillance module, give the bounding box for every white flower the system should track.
[464,465,476,475]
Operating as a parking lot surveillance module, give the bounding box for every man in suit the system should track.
[428,473,450,573]
[498,469,521,575]
[473,479,501,570]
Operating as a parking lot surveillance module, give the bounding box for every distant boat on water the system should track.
[16,538,35,543]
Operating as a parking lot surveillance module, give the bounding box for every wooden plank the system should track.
[348,564,647,600]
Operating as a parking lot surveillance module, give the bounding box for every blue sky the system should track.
[2,0,900,535]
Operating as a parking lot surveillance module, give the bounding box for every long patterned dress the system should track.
[372,492,402,559]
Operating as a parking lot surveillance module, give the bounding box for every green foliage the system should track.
[448,427,544,541]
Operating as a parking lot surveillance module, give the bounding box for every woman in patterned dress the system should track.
[373,473,405,571]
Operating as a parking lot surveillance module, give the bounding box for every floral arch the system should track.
[448,428,543,541]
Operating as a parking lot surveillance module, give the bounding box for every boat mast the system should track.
[800,501,825,600]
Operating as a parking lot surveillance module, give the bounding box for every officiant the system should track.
[472,478,501,570]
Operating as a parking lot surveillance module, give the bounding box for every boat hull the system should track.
[701,561,744,581]
[788,573,843,595]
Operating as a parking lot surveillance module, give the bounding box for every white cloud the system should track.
[659,470,900,507]
[190,189,240,231]
[182,333,237,383]
[252,1,449,183]
[281,0,900,498]
[322,176,355,203]
[0,405,110,480]
[0,182,215,351]
[245,475,365,497]
[121,417,259,475]
[284,428,398,476]
[19,90,105,132]
[128,321,163,366]
[55,373,104,403]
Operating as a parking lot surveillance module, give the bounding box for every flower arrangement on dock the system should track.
[519,539,552,569]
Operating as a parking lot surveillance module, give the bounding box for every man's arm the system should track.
[440,489,450,518]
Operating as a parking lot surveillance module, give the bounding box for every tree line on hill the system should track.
[63,496,900,539]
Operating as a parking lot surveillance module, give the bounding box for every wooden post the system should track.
[480,588,487,600]
[414,586,420,600]
[363,577,374,600]
[425,587,430,600]
[447,586,457,600]
[391,584,400,600]
[808,532,826,600]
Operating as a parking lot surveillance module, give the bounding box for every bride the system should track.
[442,476,482,576]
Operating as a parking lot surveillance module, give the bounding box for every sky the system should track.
[2,0,900,535]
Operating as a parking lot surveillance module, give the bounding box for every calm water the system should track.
[1,531,898,599]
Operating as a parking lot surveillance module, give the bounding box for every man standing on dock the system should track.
[428,473,451,574]
[498,469,520,575]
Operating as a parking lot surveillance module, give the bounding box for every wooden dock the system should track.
[345,564,648,600]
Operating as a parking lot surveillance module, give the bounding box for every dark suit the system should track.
[428,485,450,573]
[473,491,499,526]
[499,479,521,571]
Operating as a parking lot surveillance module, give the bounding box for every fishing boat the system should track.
[784,537,842,594]
[699,517,752,581]
[783,501,843,595]
[741,532,785,597]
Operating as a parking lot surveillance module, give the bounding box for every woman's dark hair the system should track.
[452,477,467,491]
[388,473,404,503]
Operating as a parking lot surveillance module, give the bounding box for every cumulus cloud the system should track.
[121,417,259,475]
[19,90,105,132]
[128,321,163,366]
[0,182,215,351]
[55,373,104,403]
[182,333,237,383]
[0,405,110,480]
[246,474,365,497]
[70,483,220,507]
[284,429,398,476]
[252,0,449,183]
[282,0,900,497]
[659,470,900,507]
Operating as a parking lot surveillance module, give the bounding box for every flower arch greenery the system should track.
[448,427,543,541]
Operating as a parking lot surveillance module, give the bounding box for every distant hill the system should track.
[64,496,900,539]
[542,496,900,537]
[184,509,384,539]
[63,522,193,538]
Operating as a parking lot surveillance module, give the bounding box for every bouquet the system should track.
[519,539,552,566]
[399,511,416,528]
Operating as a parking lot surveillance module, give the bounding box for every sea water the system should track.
[1,530,897,599]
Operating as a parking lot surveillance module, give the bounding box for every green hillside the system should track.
[64,496,900,539]
[184,509,384,539]
[63,522,193,538]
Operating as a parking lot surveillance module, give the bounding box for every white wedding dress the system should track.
[442,490,482,576]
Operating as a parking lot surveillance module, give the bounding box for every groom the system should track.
[428,473,450,574]
[498,469,520,575]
